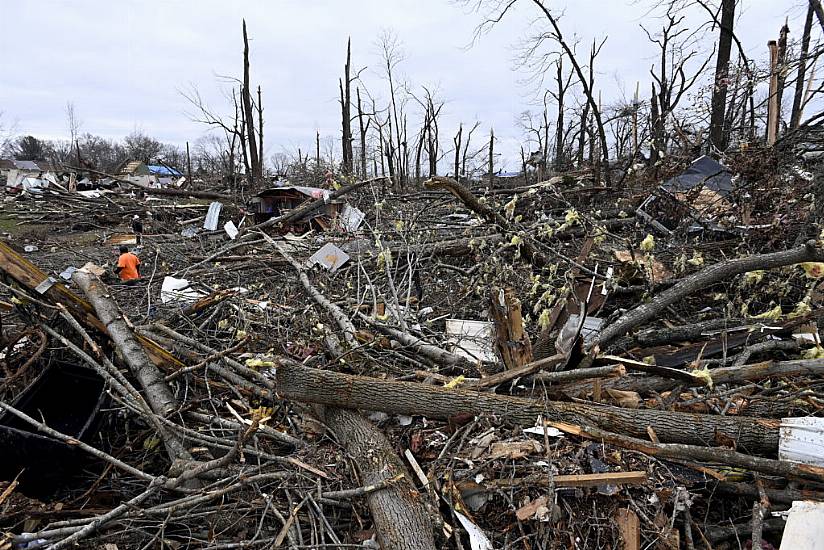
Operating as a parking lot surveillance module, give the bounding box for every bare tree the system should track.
[575,39,605,167]
[708,0,736,152]
[377,30,408,190]
[550,58,574,170]
[487,128,495,187]
[642,8,712,162]
[339,38,354,176]
[241,20,261,184]
[356,87,371,178]
[65,101,82,165]
[0,112,16,156]
[791,4,815,128]
[181,85,243,187]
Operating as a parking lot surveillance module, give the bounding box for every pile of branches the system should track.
[1,149,823,549]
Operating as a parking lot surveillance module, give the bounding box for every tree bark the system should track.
[357,88,368,178]
[273,363,780,455]
[318,407,436,550]
[554,59,566,170]
[488,128,495,187]
[594,242,824,348]
[453,123,462,179]
[708,0,736,152]
[565,357,824,397]
[811,0,824,32]
[767,40,781,145]
[340,38,353,176]
[256,85,263,179]
[72,271,193,466]
[549,421,824,482]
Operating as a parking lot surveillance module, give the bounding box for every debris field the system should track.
[2,145,824,550]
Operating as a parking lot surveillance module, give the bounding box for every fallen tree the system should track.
[566,357,824,396]
[272,362,780,455]
[72,270,194,470]
[595,241,824,348]
[318,407,437,550]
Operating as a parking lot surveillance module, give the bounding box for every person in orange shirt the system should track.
[115,245,141,283]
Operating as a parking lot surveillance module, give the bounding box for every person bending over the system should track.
[115,245,141,283]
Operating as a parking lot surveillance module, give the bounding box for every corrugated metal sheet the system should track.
[147,165,183,177]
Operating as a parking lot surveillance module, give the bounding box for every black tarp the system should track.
[661,155,733,195]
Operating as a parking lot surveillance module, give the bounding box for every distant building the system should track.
[1,159,59,192]
[117,160,182,188]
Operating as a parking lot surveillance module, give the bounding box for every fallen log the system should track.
[318,407,437,550]
[72,270,194,467]
[594,241,824,348]
[272,363,780,455]
[487,471,648,489]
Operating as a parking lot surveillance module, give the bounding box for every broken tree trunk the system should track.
[594,242,824,349]
[490,287,533,369]
[272,363,779,455]
[566,357,824,397]
[767,40,780,145]
[72,270,193,466]
[423,175,544,265]
[318,407,436,550]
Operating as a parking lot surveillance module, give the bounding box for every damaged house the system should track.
[116,160,183,188]
[1,159,58,193]
[248,186,342,231]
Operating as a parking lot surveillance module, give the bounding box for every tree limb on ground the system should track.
[72,270,196,474]
[594,241,824,348]
[272,362,780,456]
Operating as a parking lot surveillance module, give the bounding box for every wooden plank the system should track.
[616,508,640,550]
[489,471,648,489]
[553,471,647,488]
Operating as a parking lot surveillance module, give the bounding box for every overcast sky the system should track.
[0,0,814,169]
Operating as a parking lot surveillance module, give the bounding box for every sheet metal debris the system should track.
[308,243,350,272]
[445,319,496,362]
[779,417,824,467]
[203,202,223,231]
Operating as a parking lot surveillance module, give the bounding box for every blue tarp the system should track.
[147,165,182,177]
